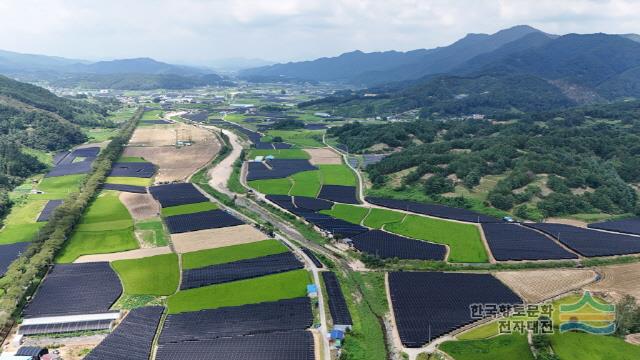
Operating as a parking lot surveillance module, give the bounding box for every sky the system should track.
[0,0,639,66]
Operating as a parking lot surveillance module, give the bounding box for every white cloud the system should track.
[0,0,637,65]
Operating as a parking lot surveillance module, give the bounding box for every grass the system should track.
[105,176,152,186]
[363,208,406,229]
[141,110,162,120]
[161,201,218,217]
[117,156,148,163]
[0,223,45,245]
[440,334,534,360]
[262,130,324,147]
[182,239,285,270]
[37,174,86,198]
[321,204,369,224]
[550,332,640,360]
[85,128,119,143]
[248,178,292,195]
[318,164,357,186]
[290,170,322,197]
[385,215,487,263]
[112,254,179,296]
[56,227,138,263]
[55,191,137,263]
[22,147,53,166]
[135,219,169,246]
[167,269,310,314]
[246,149,310,159]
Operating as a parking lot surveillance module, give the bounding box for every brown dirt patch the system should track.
[545,218,587,227]
[496,269,597,303]
[119,192,159,220]
[626,333,640,345]
[305,147,343,165]
[171,224,267,253]
[585,262,640,303]
[74,247,172,263]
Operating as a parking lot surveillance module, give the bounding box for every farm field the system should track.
[36,174,86,198]
[170,224,268,253]
[495,269,597,303]
[161,201,218,217]
[120,192,160,220]
[135,219,169,246]
[385,215,487,263]
[363,208,406,229]
[585,262,640,302]
[440,334,534,360]
[262,130,324,147]
[167,269,309,313]
[105,176,152,186]
[550,332,640,360]
[247,148,310,159]
[0,199,47,244]
[321,203,369,224]
[112,253,179,296]
[182,239,287,270]
[248,164,356,198]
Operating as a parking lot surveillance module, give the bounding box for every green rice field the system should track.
[135,219,169,247]
[440,334,534,360]
[246,149,310,160]
[182,239,285,270]
[321,204,369,225]
[112,254,179,296]
[161,201,218,217]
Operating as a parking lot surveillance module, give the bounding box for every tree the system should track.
[424,175,454,196]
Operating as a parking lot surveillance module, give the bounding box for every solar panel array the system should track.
[23,262,122,318]
[85,306,164,360]
[366,197,500,223]
[362,154,387,166]
[181,252,303,290]
[141,119,172,124]
[53,151,70,165]
[525,223,640,257]
[0,242,30,276]
[266,195,296,210]
[318,185,359,204]
[351,230,447,260]
[247,159,318,181]
[588,217,640,236]
[46,147,100,177]
[482,223,578,261]
[294,196,334,211]
[109,162,156,178]
[19,319,113,336]
[149,183,208,207]
[304,213,368,238]
[389,272,522,347]
[160,297,312,343]
[304,123,327,130]
[165,209,244,234]
[322,272,352,326]
[156,330,315,360]
[301,247,323,268]
[102,183,147,193]
[272,142,293,149]
[182,112,209,122]
[36,199,64,222]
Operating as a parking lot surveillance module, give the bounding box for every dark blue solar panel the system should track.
[366,197,500,223]
[588,217,640,236]
[318,185,359,204]
[36,199,64,222]
[181,252,302,290]
[102,183,147,193]
[0,242,30,276]
[294,196,333,211]
[322,272,352,326]
[482,223,578,261]
[351,230,447,260]
[389,272,522,347]
[525,223,640,257]
[149,183,208,207]
[109,162,156,178]
[247,159,317,181]
[165,209,244,234]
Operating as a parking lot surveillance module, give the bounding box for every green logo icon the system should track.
[558,292,616,334]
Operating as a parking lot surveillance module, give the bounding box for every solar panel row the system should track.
[301,247,323,268]
[317,185,359,204]
[149,183,208,207]
[36,199,64,222]
[294,196,334,211]
[389,272,522,347]
[160,297,313,344]
[247,159,317,181]
[351,230,447,260]
[525,223,640,257]
[109,162,156,178]
[23,262,122,318]
[165,209,244,234]
[322,272,352,326]
[0,242,30,276]
[181,252,303,290]
[156,330,315,360]
[366,197,500,223]
[18,319,113,336]
[102,183,147,193]
[482,223,578,261]
[588,217,640,236]
[85,306,164,360]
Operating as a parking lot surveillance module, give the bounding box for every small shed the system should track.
[330,329,345,341]
[16,347,48,360]
[306,284,318,298]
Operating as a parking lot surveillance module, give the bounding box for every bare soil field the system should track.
[305,147,343,165]
[585,262,640,303]
[123,124,219,182]
[545,217,587,227]
[119,192,159,220]
[171,224,266,253]
[74,246,172,263]
[495,269,597,303]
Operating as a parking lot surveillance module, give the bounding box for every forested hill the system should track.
[0,75,113,190]
[328,101,640,220]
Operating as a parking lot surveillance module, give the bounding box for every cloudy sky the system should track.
[0,0,638,65]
